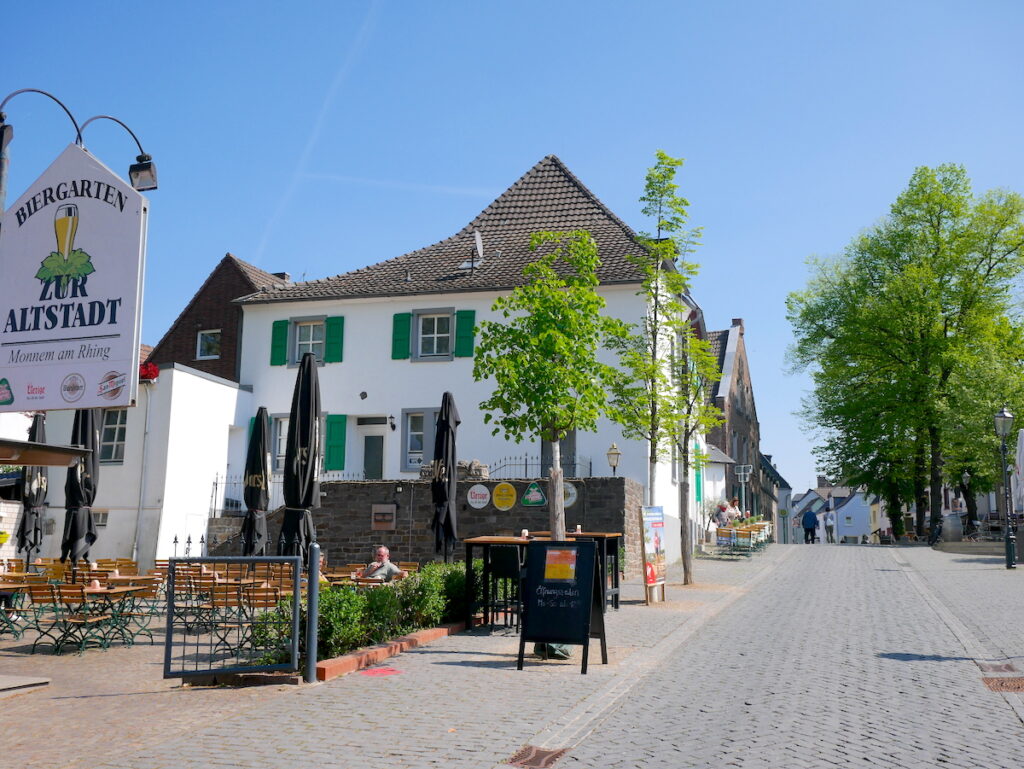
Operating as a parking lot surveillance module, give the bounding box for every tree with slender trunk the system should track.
[474,230,615,540]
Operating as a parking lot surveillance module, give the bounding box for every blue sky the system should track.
[2,1,1022,494]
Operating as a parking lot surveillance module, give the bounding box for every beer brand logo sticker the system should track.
[563,482,578,508]
[0,378,14,406]
[61,373,85,402]
[521,482,547,507]
[26,383,46,401]
[492,482,517,511]
[98,371,127,400]
[466,484,491,509]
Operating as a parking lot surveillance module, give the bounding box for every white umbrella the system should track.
[1012,428,1024,513]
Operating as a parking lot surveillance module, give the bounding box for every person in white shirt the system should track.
[824,510,836,543]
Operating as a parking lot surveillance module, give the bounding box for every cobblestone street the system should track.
[4,545,1022,768]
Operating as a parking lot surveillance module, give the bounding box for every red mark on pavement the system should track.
[360,666,401,677]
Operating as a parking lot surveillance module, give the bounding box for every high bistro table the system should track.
[531,531,623,612]
[463,536,544,629]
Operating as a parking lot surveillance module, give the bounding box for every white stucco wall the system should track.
[39,364,248,569]
[235,284,688,547]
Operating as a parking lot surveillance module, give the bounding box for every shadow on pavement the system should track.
[877,652,973,662]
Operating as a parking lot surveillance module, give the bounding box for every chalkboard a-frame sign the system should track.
[517,540,608,674]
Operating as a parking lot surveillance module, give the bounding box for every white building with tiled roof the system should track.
[230,155,710,560]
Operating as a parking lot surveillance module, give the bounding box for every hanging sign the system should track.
[521,481,547,507]
[466,483,490,509]
[0,144,147,412]
[493,482,516,511]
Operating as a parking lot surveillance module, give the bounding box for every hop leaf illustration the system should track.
[35,249,94,289]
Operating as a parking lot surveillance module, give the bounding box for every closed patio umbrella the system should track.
[278,352,320,563]
[62,408,100,578]
[430,391,461,562]
[240,407,271,556]
[16,413,48,571]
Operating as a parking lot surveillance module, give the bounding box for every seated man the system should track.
[361,546,405,582]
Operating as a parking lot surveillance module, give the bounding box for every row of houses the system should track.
[0,155,786,568]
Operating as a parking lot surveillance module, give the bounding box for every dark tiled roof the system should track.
[707,329,728,374]
[759,452,791,489]
[239,155,649,305]
[230,255,285,291]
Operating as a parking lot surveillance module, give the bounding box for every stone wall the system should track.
[210,476,644,578]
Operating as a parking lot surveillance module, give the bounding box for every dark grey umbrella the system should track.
[62,409,100,575]
[241,406,271,556]
[278,353,320,563]
[430,391,461,562]
[16,414,48,571]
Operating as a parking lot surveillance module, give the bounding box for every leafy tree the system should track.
[474,230,615,539]
[605,150,720,584]
[789,164,1024,536]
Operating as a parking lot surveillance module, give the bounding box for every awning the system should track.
[0,438,90,467]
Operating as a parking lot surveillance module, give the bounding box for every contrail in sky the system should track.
[301,172,495,198]
[254,0,380,264]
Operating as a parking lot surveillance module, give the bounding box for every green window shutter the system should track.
[248,417,255,438]
[324,316,345,363]
[324,414,347,471]
[391,313,411,359]
[454,310,476,357]
[270,320,289,365]
[693,442,703,502]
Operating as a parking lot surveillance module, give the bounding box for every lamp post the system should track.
[606,443,621,476]
[0,88,82,214]
[994,407,1016,569]
[78,114,158,191]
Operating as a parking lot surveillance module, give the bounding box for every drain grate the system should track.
[508,745,569,768]
[978,662,1017,673]
[983,677,1024,692]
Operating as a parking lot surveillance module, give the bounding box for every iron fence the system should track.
[488,455,593,479]
[209,471,365,517]
[162,556,302,679]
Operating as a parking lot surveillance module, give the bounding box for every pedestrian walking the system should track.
[801,509,818,544]
[825,510,836,543]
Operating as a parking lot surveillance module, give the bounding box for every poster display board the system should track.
[0,144,147,412]
[641,506,667,603]
[517,540,607,674]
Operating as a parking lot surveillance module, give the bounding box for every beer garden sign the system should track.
[0,144,147,411]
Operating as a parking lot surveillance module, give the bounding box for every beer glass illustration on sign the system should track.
[55,203,79,258]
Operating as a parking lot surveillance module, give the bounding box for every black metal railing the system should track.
[162,556,302,679]
[487,455,593,479]
[209,471,365,516]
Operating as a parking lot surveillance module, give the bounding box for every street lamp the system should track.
[79,115,158,191]
[606,443,621,476]
[994,406,1016,569]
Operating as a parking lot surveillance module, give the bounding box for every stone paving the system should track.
[3,544,1022,768]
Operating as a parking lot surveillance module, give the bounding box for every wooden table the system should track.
[0,582,30,638]
[83,585,149,645]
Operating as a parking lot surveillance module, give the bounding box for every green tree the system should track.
[789,164,1024,536]
[474,230,615,539]
[605,150,720,584]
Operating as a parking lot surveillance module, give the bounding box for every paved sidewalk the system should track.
[1,548,789,769]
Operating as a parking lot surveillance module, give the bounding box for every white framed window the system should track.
[92,510,109,527]
[99,408,128,463]
[196,329,222,360]
[418,314,451,357]
[411,309,454,361]
[401,407,440,471]
[272,416,289,472]
[295,320,325,362]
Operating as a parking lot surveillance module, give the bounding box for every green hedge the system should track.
[253,560,481,664]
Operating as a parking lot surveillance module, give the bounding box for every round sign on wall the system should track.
[467,484,491,509]
[493,482,517,511]
[563,482,578,508]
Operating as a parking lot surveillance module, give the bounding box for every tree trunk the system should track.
[884,487,905,537]
[928,424,943,537]
[679,447,693,585]
[549,438,566,540]
[913,440,928,536]
[648,445,658,508]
